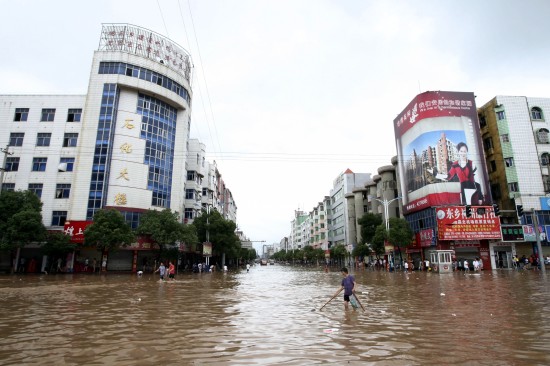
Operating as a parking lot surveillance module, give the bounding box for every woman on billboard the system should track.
[432,142,484,205]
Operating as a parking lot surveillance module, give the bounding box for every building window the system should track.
[187,171,196,181]
[531,107,543,120]
[28,183,43,198]
[184,208,194,220]
[504,157,514,167]
[138,93,177,209]
[14,108,29,122]
[478,114,487,128]
[59,157,75,172]
[9,133,24,147]
[501,134,510,143]
[508,182,519,192]
[1,183,15,192]
[537,129,549,144]
[151,192,167,207]
[32,157,47,172]
[5,157,20,172]
[496,110,506,120]
[185,189,195,199]
[544,176,550,193]
[86,83,119,220]
[36,133,52,147]
[55,184,71,198]
[541,152,550,166]
[67,108,82,122]
[483,137,493,150]
[41,108,56,122]
[51,211,67,226]
[63,133,79,147]
[490,160,497,172]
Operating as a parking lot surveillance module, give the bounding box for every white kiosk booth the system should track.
[429,250,454,273]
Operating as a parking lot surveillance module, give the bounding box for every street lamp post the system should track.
[374,196,402,269]
[374,196,402,232]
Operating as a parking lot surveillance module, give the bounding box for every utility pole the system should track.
[532,210,546,274]
[0,145,13,192]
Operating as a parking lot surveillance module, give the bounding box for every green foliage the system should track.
[84,209,135,252]
[136,209,197,251]
[41,231,77,255]
[358,213,383,244]
[330,244,347,260]
[371,225,387,257]
[192,209,241,258]
[352,243,370,257]
[0,191,47,251]
[386,217,414,249]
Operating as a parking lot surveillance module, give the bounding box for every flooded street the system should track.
[1,265,549,365]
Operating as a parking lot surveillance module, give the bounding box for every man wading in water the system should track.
[333,267,356,311]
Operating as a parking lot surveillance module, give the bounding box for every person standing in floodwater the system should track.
[155,262,166,281]
[332,267,356,311]
[168,261,175,281]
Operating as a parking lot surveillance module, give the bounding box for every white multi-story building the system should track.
[478,95,550,267]
[328,169,371,252]
[0,24,194,270]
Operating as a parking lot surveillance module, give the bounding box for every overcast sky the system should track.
[2,0,550,253]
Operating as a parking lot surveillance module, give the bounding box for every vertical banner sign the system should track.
[203,242,212,257]
[393,91,490,214]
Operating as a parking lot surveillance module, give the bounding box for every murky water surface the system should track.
[0,266,549,365]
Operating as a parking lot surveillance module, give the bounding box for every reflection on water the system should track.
[0,266,549,365]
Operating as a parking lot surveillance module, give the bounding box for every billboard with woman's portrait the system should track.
[393,91,490,214]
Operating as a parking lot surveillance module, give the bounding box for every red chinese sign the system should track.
[436,206,501,240]
[63,220,93,243]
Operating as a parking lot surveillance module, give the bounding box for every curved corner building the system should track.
[0,24,193,271]
[70,24,193,224]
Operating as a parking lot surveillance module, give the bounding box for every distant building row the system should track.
[279,92,550,271]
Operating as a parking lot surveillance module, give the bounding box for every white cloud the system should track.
[2,0,550,247]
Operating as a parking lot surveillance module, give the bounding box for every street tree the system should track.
[41,231,77,257]
[330,244,347,266]
[386,217,414,264]
[0,191,47,270]
[370,225,387,258]
[136,209,197,257]
[352,243,370,259]
[358,213,383,244]
[84,209,135,254]
[192,209,240,266]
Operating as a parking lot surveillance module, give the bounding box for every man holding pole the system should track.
[337,267,356,311]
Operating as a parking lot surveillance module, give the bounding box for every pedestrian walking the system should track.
[168,261,175,280]
[155,262,166,281]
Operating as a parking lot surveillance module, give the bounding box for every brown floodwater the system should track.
[0,265,549,365]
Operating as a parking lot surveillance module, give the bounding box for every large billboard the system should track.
[436,205,501,241]
[394,91,490,214]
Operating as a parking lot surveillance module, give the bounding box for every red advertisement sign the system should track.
[436,206,502,240]
[63,220,93,243]
[417,228,435,247]
[394,91,490,214]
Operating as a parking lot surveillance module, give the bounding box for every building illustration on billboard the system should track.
[394,91,490,214]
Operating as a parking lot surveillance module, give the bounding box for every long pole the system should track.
[532,210,546,274]
[352,293,366,312]
[0,145,13,192]
[319,288,342,311]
